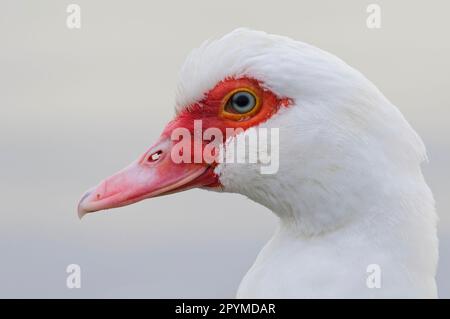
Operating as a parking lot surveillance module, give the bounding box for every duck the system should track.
[78,28,438,298]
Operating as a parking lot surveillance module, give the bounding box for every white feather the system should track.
[176,29,438,298]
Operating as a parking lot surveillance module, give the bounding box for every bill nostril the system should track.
[147,150,163,162]
[84,181,107,202]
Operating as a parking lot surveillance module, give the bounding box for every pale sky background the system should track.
[0,0,449,298]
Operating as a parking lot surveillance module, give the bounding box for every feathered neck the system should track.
[228,98,439,297]
[237,160,438,298]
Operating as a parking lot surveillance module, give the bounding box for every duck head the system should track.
[78,29,428,236]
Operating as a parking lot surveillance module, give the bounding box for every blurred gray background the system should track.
[0,0,449,298]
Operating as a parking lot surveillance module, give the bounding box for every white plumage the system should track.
[177,29,438,298]
[78,28,438,298]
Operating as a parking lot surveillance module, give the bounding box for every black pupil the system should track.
[233,94,250,108]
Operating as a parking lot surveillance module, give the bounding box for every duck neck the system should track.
[257,170,439,297]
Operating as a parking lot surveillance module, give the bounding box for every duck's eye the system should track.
[220,88,261,121]
[229,91,256,114]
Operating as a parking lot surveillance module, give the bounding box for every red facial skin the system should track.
[77,77,291,218]
[166,78,287,135]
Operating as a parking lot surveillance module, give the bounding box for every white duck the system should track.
[78,29,438,298]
